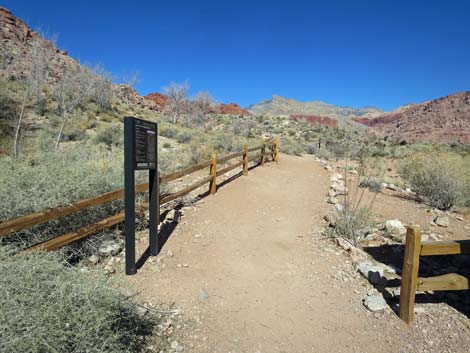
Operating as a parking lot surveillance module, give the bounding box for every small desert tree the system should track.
[12,39,53,158]
[90,64,114,112]
[194,91,214,115]
[54,65,95,150]
[164,81,189,125]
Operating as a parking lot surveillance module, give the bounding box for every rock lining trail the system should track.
[126,154,461,353]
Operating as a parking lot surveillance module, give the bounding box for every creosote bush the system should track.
[0,247,155,353]
[400,153,470,210]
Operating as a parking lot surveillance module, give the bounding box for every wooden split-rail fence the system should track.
[399,226,470,324]
[0,141,279,253]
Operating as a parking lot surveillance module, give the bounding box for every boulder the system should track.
[357,261,385,285]
[434,215,449,228]
[385,219,407,238]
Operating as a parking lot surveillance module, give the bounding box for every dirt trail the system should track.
[128,154,412,353]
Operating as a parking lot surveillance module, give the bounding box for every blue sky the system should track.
[3,0,470,110]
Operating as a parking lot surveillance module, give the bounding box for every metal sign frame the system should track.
[124,116,159,275]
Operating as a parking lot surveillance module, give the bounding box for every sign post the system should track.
[124,117,159,275]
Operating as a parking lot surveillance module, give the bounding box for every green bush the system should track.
[400,153,469,210]
[0,247,155,353]
[159,126,177,139]
[359,177,383,192]
[176,131,193,144]
[279,137,303,156]
[91,123,123,147]
[0,146,125,249]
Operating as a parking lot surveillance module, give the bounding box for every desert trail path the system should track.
[128,154,408,353]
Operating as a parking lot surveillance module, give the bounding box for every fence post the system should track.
[274,140,279,162]
[243,145,248,176]
[210,152,217,194]
[318,138,321,150]
[399,226,422,324]
[260,143,266,166]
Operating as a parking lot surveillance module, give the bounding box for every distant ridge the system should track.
[246,95,384,119]
[353,91,470,143]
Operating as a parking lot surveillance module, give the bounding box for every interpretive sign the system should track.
[124,117,159,275]
[134,118,157,170]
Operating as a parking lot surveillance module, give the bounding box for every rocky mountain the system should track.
[143,93,250,116]
[0,6,156,110]
[353,92,470,143]
[247,95,384,119]
[217,102,250,115]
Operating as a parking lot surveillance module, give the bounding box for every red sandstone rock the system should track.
[144,93,169,110]
[353,92,470,143]
[218,103,251,115]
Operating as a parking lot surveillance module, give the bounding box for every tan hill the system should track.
[353,91,470,143]
[289,114,338,128]
[247,95,384,119]
[0,6,156,110]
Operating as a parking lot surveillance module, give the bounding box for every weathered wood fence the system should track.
[0,140,279,252]
[399,226,470,324]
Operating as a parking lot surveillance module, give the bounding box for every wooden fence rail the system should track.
[399,226,470,324]
[1,140,279,253]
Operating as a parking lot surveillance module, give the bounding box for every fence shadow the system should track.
[364,245,470,318]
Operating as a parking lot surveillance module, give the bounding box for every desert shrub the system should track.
[279,137,303,156]
[176,131,193,144]
[163,142,171,148]
[315,148,333,160]
[213,133,239,153]
[305,143,317,154]
[329,159,379,245]
[400,153,469,210]
[0,247,155,353]
[186,142,212,165]
[91,123,123,147]
[0,146,126,249]
[34,129,56,152]
[159,126,177,139]
[359,178,383,192]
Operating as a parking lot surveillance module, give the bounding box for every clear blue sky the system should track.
[4,0,470,110]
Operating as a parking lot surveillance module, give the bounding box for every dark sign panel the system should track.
[134,118,157,170]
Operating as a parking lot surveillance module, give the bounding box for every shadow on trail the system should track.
[364,245,470,319]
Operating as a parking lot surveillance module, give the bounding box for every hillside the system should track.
[353,91,470,143]
[247,95,384,118]
[0,6,156,110]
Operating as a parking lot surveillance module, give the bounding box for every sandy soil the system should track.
[122,154,470,353]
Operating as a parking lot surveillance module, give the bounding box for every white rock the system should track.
[364,295,387,312]
[167,249,174,257]
[386,183,398,191]
[98,240,122,257]
[434,215,449,228]
[385,219,407,238]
